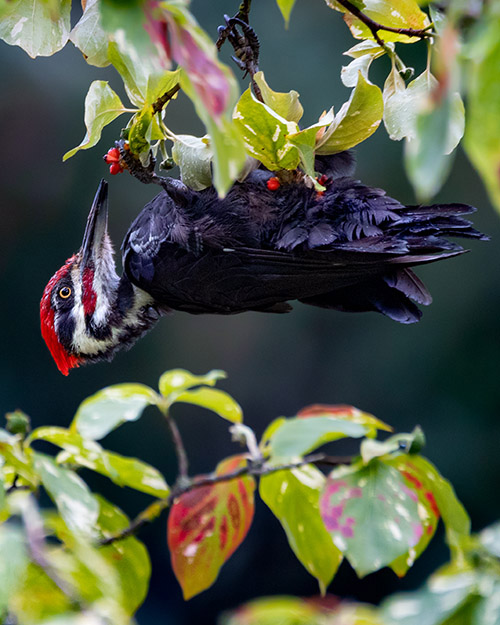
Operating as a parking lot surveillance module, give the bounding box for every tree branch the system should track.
[152,83,181,115]
[164,410,189,481]
[98,452,352,547]
[334,0,434,46]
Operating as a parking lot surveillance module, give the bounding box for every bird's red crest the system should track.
[40,257,81,376]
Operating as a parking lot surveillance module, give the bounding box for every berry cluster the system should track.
[103,147,125,175]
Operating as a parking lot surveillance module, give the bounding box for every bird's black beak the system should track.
[80,179,109,269]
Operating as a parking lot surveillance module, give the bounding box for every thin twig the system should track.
[335,0,434,45]
[164,410,189,480]
[237,0,252,23]
[98,452,352,546]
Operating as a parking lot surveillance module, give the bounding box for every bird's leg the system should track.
[115,140,189,202]
[216,12,263,102]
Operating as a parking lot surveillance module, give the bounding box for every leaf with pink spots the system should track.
[320,460,422,576]
[260,463,343,593]
[385,455,441,576]
[167,455,255,599]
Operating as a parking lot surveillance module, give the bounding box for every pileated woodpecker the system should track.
[40,152,485,375]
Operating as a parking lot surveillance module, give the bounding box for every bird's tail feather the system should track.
[299,268,433,324]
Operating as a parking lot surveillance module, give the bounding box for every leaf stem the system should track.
[98,452,352,546]
[334,0,435,43]
[152,83,182,115]
[163,407,189,481]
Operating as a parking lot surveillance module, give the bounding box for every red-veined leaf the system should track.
[168,455,255,599]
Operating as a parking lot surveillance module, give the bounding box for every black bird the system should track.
[40,153,485,375]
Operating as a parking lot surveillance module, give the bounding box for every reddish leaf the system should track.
[168,455,255,599]
[385,455,440,576]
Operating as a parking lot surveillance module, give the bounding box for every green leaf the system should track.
[316,73,383,154]
[0,0,71,58]
[233,87,301,171]
[404,74,464,200]
[69,0,109,67]
[287,109,335,183]
[320,460,422,576]
[0,524,28,612]
[403,455,470,549]
[297,404,392,438]
[360,427,423,463]
[0,428,37,487]
[171,135,213,191]
[71,383,160,440]
[222,595,324,625]
[327,0,431,43]
[464,29,500,213]
[341,41,389,88]
[179,67,246,196]
[63,81,129,161]
[33,453,99,537]
[260,464,343,592]
[95,496,151,614]
[266,416,369,460]
[172,387,243,423]
[159,368,227,398]
[480,521,500,558]
[254,72,303,122]
[168,455,255,599]
[381,570,476,625]
[384,453,440,576]
[128,107,154,154]
[29,427,169,498]
[275,0,297,26]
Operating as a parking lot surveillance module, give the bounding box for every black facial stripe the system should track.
[57,312,76,351]
[53,276,75,312]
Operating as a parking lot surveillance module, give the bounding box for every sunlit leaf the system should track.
[33,453,99,537]
[327,0,431,43]
[267,414,370,460]
[71,383,160,440]
[316,73,383,154]
[360,427,423,463]
[63,81,130,161]
[172,387,243,424]
[233,87,301,171]
[320,460,422,576]
[29,427,169,498]
[384,454,440,576]
[168,455,255,599]
[275,0,298,26]
[254,72,303,122]
[342,40,389,88]
[464,29,500,213]
[0,0,71,58]
[260,464,342,592]
[159,369,227,398]
[70,0,109,67]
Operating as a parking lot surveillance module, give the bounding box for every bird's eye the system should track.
[58,286,72,299]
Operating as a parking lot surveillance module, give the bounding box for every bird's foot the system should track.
[114,140,166,187]
[216,14,261,98]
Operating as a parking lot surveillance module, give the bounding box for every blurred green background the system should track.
[1,1,499,623]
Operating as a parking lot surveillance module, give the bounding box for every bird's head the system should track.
[40,180,120,375]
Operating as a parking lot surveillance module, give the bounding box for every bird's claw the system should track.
[216,13,260,79]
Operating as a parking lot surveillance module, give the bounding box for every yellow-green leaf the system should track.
[63,81,129,160]
[159,369,227,398]
[254,71,303,122]
[172,387,243,423]
[233,87,301,171]
[275,0,298,26]
[316,73,383,154]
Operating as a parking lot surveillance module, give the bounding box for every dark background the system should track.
[1,1,499,623]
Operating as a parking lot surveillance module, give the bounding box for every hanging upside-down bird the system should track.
[40,152,486,375]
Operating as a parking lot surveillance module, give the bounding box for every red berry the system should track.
[109,162,122,175]
[267,177,281,191]
[104,147,120,163]
[317,174,329,186]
